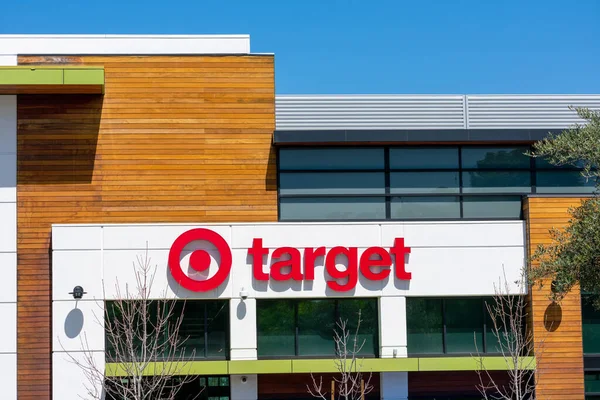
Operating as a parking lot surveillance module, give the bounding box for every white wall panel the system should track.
[53,300,105,353]
[230,374,257,400]
[53,251,103,301]
[53,221,526,299]
[231,223,381,248]
[103,224,232,250]
[379,297,407,358]
[0,203,16,252]
[0,35,250,55]
[0,353,16,400]
[230,298,257,360]
[0,303,15,353]
[381,372,408,400]
[0,253,16,302]
[52,226,102,251]
[53,351,105,400]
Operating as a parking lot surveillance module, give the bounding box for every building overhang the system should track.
[0,66,104,94]
[105,356,537,377]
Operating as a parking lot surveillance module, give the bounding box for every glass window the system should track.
[390,148,459,169]
[407,298,443,354]
[105,300,228,361]
[279,148,384,170]
[297,300,336,356]
[206,302,228,358]
[176,301,206,359]
[338,299,378,356]
[445,298,484,354]
[391,197,460,219]
[462,171,531,193]
[461,147,530,169]
[462,196,522,219]
[536,171,597,194]
[390,172,459,194]
[257,300,296,357]
[280,197,386,220]
[586,372,600,395]
[582,295,600,354]
[279,172,385,195]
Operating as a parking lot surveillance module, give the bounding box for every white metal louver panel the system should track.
[466,95,600,129]
[275,95,466,130]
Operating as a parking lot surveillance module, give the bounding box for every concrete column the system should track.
[379,296,407,358]
[229,298,257,360]
[230,374,258,400]
[381,372,408,400]
[0,54,17,400]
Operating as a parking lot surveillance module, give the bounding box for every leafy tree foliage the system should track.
[529,108,600,305]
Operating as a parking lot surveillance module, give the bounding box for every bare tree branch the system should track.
[309,309,374,400]
[61,245,204,400]
[474,266,547,400]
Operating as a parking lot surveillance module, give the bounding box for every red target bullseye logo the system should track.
[168,229,232,292]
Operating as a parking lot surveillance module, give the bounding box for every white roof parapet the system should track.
[0,34,251,55]
[276,94,600,130]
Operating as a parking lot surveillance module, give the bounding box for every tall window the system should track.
[278,146,596,221]
[406,297,523,355]
[105,300,229,360]
[257,298,378,358]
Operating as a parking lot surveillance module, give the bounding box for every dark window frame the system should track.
[277,145,595,222]
[257,298,380,359]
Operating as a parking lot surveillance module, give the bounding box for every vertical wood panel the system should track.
[525,197,585,400]
[17,55,276,399]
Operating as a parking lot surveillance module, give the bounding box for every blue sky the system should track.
[1,0,599,94]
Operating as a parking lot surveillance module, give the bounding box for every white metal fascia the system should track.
[0,34,251,55]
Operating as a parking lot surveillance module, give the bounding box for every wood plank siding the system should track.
[524,197,586,400]
[16,55,276,399]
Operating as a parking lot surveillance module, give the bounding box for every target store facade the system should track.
[0,35,599,400]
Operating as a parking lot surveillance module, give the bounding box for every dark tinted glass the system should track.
[280,197,386,220]
[390,172,459,194]
[391,197,460,219]
[390,148,459,169]
[279,148,384,170]
[257,300,295,357]
[536,171,597,194]
[462,196,522,219]
[407,298,443,354]
[297,300,336,356]
[338,298,378,356]
[176,301,206,359]
[462,171,531,193]
[582,296,600,354]
[586,372,600,395]
[445,298,483,353]
[279,172,385,195]
[206,302,229,358]
[461,147,529,169]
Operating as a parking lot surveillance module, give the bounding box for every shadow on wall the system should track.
[544,302,562,332]
[64,307,84,339]
[17,94,103,184]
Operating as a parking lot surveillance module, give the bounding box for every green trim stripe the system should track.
[105,356,536,377]
[0,67,104,86]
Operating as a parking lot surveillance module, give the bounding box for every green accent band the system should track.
[0,67,104,89]
[105,356,536,377]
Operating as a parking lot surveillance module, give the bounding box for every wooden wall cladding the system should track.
[17,55,275,399]
[408,371,511,397]
[258,373,381,399]
[524,197,585,400]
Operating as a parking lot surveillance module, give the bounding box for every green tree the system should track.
[528,108,600,305]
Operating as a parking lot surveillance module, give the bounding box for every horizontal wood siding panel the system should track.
[525,197,585,399]
[17,54,275,399]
